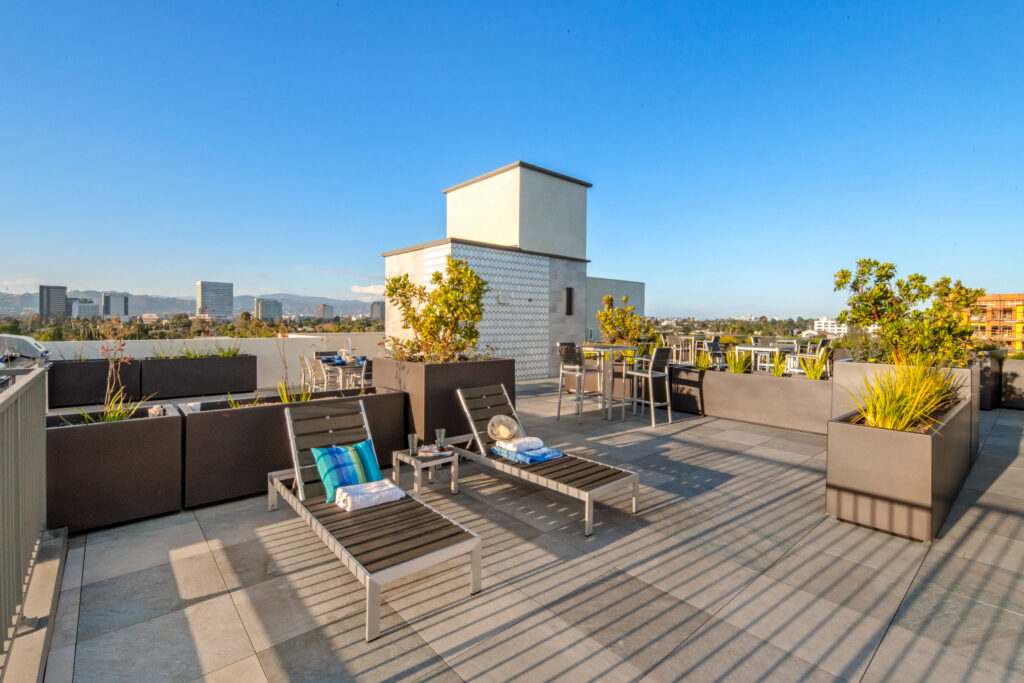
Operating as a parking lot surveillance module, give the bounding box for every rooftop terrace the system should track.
[41,379,1024,682]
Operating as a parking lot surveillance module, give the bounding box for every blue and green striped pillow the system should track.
[311,439,383,502]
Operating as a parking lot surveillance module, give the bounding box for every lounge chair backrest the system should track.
[456,384,524,455]
[284,399,375,501]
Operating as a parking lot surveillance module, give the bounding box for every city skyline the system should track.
[3,3,1022,316]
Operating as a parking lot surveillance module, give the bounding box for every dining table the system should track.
[580,343,637,420]
[321,357,365,389]
[735,344,792,372]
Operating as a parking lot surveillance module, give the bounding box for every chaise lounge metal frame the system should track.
[267,399,481,642]
[455,384,640,536]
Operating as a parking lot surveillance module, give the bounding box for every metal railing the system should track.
[0,367,47,658]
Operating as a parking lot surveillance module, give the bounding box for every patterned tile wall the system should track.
[452,243,550,380]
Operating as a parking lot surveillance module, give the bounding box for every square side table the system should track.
[392,449,459,495]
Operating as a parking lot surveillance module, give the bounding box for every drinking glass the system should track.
[407,433,419,456]
[435,428,446,449]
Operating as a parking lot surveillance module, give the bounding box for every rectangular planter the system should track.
[701,371,833,435]
[179,388,406,508]
[141,355,257,400]
[46,405,182,533]
[1001,358,1024,410]
[826,398,972,541]
[669,366,704,415]
[978,352,1002,410]
[374,357,516,439]
[832,361,980,461]
[47,358,142,408]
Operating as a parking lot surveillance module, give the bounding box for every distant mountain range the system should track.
[0,290,374,317]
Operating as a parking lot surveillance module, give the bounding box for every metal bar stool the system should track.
[623,347,673,427]
[557,342,600,424]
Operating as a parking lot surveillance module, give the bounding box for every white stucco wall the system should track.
[445,167,521,248]
[518,166,587,260]
[585,277,646,342]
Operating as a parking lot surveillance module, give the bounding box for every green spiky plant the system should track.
[277,381,313,403]
[799,353,830,380]
[216,344,242,357]
[769,351,787,377]
[849,360,962,432]
[182,345,214,358]
[693,351,711,370]
[726,349,751,374]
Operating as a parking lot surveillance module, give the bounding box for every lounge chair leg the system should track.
[415,467,422,495]
[632,477,640,514]
[576,374,583,424]
[556,370,563,420]
[584,494,594,536]
[666,376,673,424]
[365,580,381,642]
[267,477,278,512]
[650,377,656,427]
[451,455,459,495]
[470,542,482,594]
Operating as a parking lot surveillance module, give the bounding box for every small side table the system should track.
[392,449,459,495]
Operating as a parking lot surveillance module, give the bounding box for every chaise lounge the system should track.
[455,384,640,536]
[267,399,481,641]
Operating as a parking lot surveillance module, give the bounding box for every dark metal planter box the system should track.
[702,371,833,434]
[1001,358,1024,410]
[46,406,182,533]
[833,361,980,462]
[374,357,516,439]
[141,355,257,400]
[669,366,704,415]
[47,359,142,408]
[826,398,972,541]
[180,388,406,508]
[978,352,1003,410]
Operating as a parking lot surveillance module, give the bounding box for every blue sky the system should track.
[2,2,1021,316]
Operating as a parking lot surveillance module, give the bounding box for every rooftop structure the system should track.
[384,162,645,379]
[316,303,334,321]
[813,317,848,336]
[38,285,67,321]
[254,297,282,323]
[968,293,1024,350]
[101,292,129,320]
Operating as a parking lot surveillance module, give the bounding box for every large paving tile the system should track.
[78,552,229,642]
[212,532,339,591]
[932,520,1024,575]
[894,580,1024,674]
[61,545,85,592]
[83,514,209,586]
[543,569,713,672]
[863,624,1024,683]
[195,494,300,552]
[798,517,929,577]
[256,606,457,682]
[912,548,1024,615]
[192,655,268,683]
[50,588,81,651]
[766,543,918,621]
[642,617,840,683]
[44,644,75,683]
[73,594,254,683]
[717,575,888,680]
[487,533,611,605]
[447,603,644,682]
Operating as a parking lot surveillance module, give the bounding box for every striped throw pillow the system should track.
[311,439,383,502]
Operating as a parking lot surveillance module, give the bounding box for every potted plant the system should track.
[179,380,406,508]
[46,341,181,533]
[141,343,257,399]
[47,348,141,408]
[374,256,515,438]
[826,360,972,541]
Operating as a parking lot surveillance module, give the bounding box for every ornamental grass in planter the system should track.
[378,256,515,438]
[141,344,257,399]
[826,361,972,541]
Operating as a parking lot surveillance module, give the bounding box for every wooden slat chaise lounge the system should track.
[455,384,640,536]
[267,399,481,641]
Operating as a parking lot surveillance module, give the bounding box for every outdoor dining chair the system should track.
[556,342,600,423]
[623,346,673,426]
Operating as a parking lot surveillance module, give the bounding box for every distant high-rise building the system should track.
[39,285,67,321]
[813,317,848,336]
[316,303,334,320]
[70,299,100,319]
[102,292,130,320]
[370,301,385,321]
[196,281,233,320]
[254,298,283,322]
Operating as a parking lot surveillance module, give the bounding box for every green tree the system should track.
[384,256,488,362]
[834,258,984,366]
[596,295,655,347]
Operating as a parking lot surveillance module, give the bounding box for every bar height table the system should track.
[581,343,637,420]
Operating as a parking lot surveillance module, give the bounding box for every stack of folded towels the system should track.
[335,479,405,511]
[491,436,563,464]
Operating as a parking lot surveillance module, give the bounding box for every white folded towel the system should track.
[495,436,545,453]
[335,479,406,511]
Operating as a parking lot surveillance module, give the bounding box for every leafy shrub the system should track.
[1009,352,1024,361]
[385,256,488,363]
[849,361,963,431]
[834,259,983,367]
[597,295,655,348]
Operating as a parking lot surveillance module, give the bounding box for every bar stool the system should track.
[623,347,673,426]
[557,342,599,424]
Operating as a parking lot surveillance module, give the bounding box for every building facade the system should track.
[101,292,129,320]
[70,300,100,319]
[370,301,385,321]
[813,317,849,336]
[254,298,283,322]
[39,285,67,321]
[383,161,645,379]
[196,281,233,320]
[968,293,1024,350]
[316,304,334,320]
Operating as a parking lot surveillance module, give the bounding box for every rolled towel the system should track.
[495,436,544,453]
[335,479,406,511]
